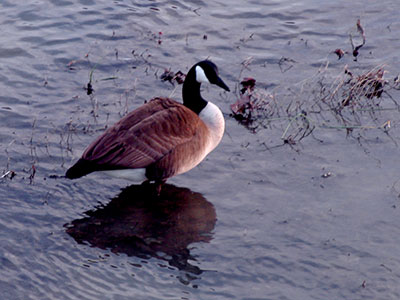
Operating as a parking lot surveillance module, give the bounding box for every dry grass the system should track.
[231,61,400,146]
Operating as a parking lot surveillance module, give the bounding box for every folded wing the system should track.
[66,98,203,179]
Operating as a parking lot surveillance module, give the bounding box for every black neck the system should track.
[182,68,207,115]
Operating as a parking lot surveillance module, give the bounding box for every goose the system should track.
[65,60,230,191]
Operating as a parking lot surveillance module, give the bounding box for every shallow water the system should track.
[1,0,400,299]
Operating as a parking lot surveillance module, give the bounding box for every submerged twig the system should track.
[350,19,366,61]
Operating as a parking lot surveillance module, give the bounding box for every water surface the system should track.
[1,0,400,299]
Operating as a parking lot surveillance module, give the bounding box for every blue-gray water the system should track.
[1,0,400,299]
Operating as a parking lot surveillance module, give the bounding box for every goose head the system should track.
[182,60,230,114]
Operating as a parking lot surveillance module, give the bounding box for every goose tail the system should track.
[65,159,96,179]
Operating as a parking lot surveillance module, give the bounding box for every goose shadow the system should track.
[65,183,216,276]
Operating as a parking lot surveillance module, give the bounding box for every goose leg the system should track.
[155,179,166,196]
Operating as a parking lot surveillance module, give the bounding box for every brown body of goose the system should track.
[65,60,230,187]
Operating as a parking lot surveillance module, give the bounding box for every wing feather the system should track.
[81,98,202,170]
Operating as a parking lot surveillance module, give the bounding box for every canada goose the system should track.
[65,60,230,190]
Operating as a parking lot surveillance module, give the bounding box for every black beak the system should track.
[215,77,230,92]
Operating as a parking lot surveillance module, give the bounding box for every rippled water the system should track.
[1,0,400,299]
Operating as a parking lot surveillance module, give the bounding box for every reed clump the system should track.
[231,63,400,145]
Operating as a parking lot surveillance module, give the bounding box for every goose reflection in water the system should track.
[65,183,216,278]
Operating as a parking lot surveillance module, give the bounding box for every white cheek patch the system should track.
[195,66,210,84]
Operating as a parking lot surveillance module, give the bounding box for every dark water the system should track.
[1,0,400,299]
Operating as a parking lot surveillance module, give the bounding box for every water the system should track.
[1,0,400,299]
